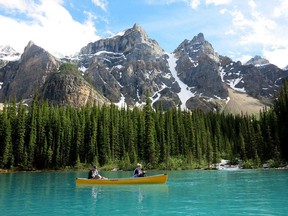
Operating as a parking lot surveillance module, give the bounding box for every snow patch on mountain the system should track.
[95,50,125,57]
[227,77,246,93]
[114,65,123,69]
[167,52,195,109]
[188,56,199,67]
[79,65,87,73]
[115,94,127,109]
[150,83,168,108]
[108,31,125,39]
[219,66,225,82]
[151,92,161,107]
[219,66,246,93]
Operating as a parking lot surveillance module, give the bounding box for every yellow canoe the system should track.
[76,174,168,185]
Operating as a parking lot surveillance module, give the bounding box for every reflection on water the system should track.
[86,184,169,199]
[85,184,169,215]
[91,187,98,199]
[137,188,144,204]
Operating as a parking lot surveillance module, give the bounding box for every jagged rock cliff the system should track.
[0,41,60,101]
[76,23,181,110]
[173,33,228,110]
[0,24,287,113]
[0,42,108,106]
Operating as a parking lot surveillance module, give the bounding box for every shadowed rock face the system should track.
[41,72,108,107]
[0,24,287,113]
[0,42,108,107]
[0,41,60,101]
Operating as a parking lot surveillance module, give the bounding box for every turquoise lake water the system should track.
[0,169,288,216]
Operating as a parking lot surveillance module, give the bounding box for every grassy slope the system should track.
[223,88,267,115]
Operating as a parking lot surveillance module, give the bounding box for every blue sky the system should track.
[0,0,287,68]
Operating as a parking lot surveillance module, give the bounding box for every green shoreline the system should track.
[1,164,288,174]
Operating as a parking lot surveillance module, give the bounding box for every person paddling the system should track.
[88,165,107,179]
[133,163,146,177]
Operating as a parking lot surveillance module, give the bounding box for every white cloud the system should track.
[91,0,108,12]
[237,11,277,45]
[221,1,288,68]
[0,0,35,12]
[248,0,256,9]
[144,0,231,9]
[190,0,200,9]
[144,0,181,4]
[263,48,288,69]
[205,0,232,6]
[0,0,100,56]
[224,29,235,35]
[274,0,288,18]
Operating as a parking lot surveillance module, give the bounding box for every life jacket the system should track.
[88,170,93,179]
[133,168,144,177]
[133,168,139,177]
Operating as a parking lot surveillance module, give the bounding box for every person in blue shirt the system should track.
[133,163,146,177]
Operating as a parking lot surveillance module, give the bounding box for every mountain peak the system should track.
[192,33,205,43]
[127,23,148,41]
[245,55,270,67]
[0,45,20,62]
[132,23,143,31]
[27,40,35,48]
[0,45,17,55]
[0,45,20,58]
[174,32,219,62]
[23,40,39,55]
[80,23,163,56]
[20,41,58,66]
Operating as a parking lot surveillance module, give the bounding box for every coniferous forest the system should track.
[0,82,288,171]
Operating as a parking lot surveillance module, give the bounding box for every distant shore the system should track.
[1,164,288,174]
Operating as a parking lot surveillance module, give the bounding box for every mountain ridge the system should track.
[0,24,287,113]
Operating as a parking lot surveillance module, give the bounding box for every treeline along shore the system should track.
[0,82,288,171]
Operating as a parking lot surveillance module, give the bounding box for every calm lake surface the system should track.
[1,169,287,216]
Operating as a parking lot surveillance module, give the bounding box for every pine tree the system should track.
[122,109,136,164]
[14,101,26,167]
[164,109,174,159]
[109,104,120,162]
[98,104,111,165]
[85,104,99,164]
[26,97,37,168]
[273,81,288,159]
[136,108,145,161]
[155,105,167,164]
[143,93,157,167]
[0,104,13,168]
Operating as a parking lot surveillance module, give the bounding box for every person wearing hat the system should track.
[88,165,107,179]
[133,163,146,177]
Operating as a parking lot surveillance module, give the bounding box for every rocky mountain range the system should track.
[0,23,287,113]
